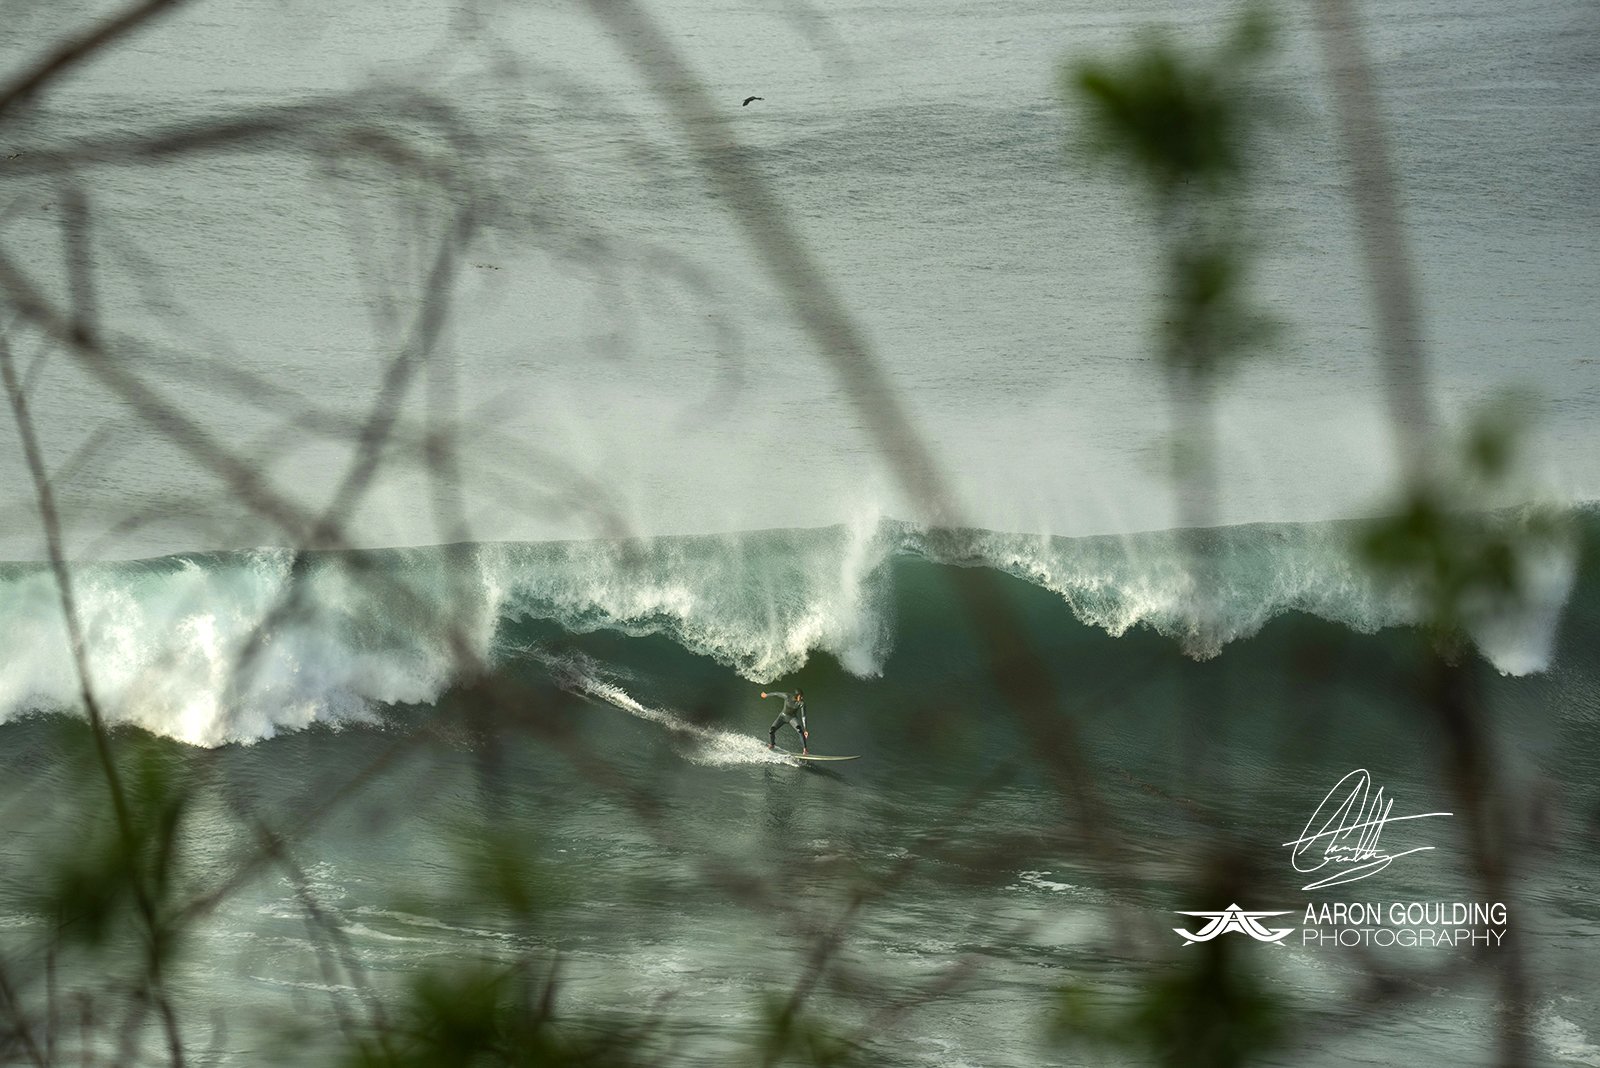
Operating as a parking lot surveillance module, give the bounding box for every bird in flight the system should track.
[741,96,764,106]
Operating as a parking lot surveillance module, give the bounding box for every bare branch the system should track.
[0,0,192,123]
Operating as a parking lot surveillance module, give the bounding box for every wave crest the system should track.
[0,510,1580,745]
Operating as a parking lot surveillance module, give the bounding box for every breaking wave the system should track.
[0,508,1584,745]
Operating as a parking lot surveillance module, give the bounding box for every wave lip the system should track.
[904,512,1577,675]
[0,510,1582,746]
[485,512,894,682]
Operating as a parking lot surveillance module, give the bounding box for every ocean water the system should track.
[3,0,1597,554]
[0,516,1597,1064]
[1,0,1598,1064]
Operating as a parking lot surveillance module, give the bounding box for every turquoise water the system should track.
[0,515,1597,1063]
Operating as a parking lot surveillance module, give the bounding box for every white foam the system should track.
[1538,1005,1600,1066]
[535,650,793,768]
[0,549,492,746]
[907,515,1576,675]
[486,511,894,682]
[1014,870,1082,894]
[0,511,1577,747]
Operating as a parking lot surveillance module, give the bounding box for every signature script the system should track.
[1283,769,1452,891]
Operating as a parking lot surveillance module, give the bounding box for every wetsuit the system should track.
[764,691,808,749]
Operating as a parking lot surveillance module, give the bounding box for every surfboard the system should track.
[783,752,860,762]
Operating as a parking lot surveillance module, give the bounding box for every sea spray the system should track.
[0,511,1582,746]
[486,514,896,681]
[902,514,1575,672]
[530,647,793,767]
[0,549,491,745]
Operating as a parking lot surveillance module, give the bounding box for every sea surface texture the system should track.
[0,0,1596,1064]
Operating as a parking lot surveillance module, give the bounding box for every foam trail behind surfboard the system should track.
[528,649,791,767]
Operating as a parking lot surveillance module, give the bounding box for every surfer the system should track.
[760,688,808,754]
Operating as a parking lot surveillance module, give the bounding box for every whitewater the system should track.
[0,512,1581,746]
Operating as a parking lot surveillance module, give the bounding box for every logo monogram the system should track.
[1173,904,1295,945]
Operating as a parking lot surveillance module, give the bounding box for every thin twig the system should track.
[0,0,192,122]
